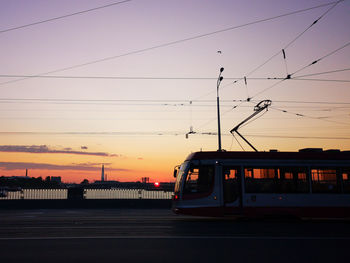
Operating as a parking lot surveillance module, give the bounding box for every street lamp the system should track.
[217,67,224,151]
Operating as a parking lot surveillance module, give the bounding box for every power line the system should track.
[262,100,350,105]
[2,97,347,108]
[218,0,346,110]
[0,0,342,87]
[0,98,238,103]
[250,41,350,99]
[291,41,350,76]
[0,98,255,108]
[0,0,132,34]
[244,134,350,140]
[251,79,286,99]
[224,0,344,89]
[0,131,187,137]
[0,131,348,140]
[293,68,350,78]
[288,78,350,83]
[282,0,342,50]
[0,74,348,84]
[195,132,350,140]
[270,106,350,125]
[0,98,207,103]
[0,75,271,80]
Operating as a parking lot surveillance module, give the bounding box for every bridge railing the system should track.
[0,188,173,200]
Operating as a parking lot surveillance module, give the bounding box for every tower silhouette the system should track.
[101,164,105,181]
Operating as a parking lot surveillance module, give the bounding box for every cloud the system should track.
[0,162,130,172]
[0,145,117,157]
[71,162,112,167]
[137,157,144,160]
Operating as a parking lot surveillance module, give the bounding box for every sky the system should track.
[0,0,349,183]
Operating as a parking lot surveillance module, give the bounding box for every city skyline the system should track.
[0,0,349,183]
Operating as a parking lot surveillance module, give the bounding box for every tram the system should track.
[172,149,350,218]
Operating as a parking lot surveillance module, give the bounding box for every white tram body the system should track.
[172,150,350,218]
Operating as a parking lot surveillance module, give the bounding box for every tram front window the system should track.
[174,162,189,195]
[183,165,214,194]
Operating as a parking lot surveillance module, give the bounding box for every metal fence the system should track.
[84,189,173,199]
[0,188,173,200]
[0,189,67,200]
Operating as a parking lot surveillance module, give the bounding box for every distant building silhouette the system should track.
[142,177,149,184]
[101,164,105,182]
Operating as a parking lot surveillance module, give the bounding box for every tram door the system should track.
[223,167,242,214]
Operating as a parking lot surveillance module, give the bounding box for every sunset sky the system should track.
[0,0,349,183]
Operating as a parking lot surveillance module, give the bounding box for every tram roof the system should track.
[185,149,350,161]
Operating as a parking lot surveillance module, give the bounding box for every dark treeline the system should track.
[83,182,174,191]
[0,176,174,191]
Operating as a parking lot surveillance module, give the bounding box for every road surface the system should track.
[0,209,349,262]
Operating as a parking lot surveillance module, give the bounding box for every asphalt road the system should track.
[0,209,349,263]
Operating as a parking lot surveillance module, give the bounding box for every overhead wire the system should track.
[293,67,350,78]
[1,1,348,145]
[287,78,350,83]
[250,40,350,99]
[223,0,344,90]
[216,0,346,115]
[282,0,342,50]
[195,0,345,137]
[0,97,257,107]
[243,134,350,140]
[0,0,132,34]
[0,131,348,140]
[0,75,279,80]
[0,74,349,84]
[0,0,342,87]
[263,100,350,105]
[270,106,350,125]
[291,41,350,76]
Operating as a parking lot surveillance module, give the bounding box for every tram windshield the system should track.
[183,163,215,194]
[174,161,190,194]
[174,161,215,196]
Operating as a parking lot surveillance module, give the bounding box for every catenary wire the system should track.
[0,0,132,34]
[0,75,348,84]
[270,106,350,125]
[250,41,350,99]
[0,1,342,87]
[222,0,344,89]
[291,41,350,76]
[293,68,350,78]
[0,131,348,140]
[196,0,343,108]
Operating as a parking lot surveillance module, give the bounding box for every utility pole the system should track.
[217,67,224,151]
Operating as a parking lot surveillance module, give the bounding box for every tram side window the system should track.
[244,167,309,193]
[311,169,340,193]
[244,168,279,193]
[183,165,215,194]
[342,169,350,194]
[223,167,239,203]
[279,168,309,193]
